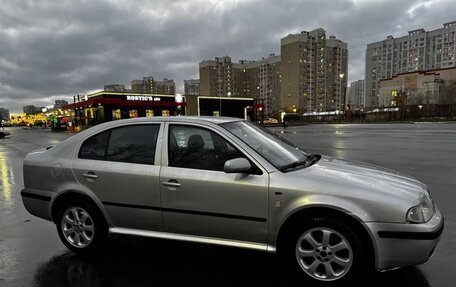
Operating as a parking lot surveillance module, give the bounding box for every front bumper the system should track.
[365,207,444,272]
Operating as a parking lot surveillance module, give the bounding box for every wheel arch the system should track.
[276,206,376,270]
[50,190,110,226]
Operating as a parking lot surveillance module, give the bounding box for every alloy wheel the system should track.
[61,207,95,248]
[295,227,353,281]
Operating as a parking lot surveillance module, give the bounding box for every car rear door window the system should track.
[106,125,159,165]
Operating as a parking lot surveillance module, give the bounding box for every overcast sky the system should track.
[0,0,454,113]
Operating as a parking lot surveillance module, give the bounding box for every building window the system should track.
[129,110,139,118]
[112,109,121,120]
[146,110,154,117]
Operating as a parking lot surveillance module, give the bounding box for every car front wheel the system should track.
[56,200,107,253]
[288,217,367,285]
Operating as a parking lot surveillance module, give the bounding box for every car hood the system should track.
[298,156,427,204]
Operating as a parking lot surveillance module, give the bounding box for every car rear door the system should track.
[72,123,164,231]
[159,122,269,245]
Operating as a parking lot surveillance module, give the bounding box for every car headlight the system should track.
[407,191,435,223]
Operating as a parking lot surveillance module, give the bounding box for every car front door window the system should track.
[168,125,243,171]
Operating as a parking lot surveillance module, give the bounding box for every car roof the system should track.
[45,116,245,154]
[109,116,243,125]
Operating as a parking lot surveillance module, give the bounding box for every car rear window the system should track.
[79,131,110,160]
[78,124,159,165]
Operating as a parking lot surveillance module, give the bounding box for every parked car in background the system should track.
[263,117,279,124]
[0,126,10,138]
[21,116,443,285]
[51,122,67,131]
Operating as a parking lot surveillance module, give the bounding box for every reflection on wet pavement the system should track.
[0,154,15,209]
[33,236,430,287]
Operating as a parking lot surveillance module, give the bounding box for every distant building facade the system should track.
[63,91,184,125]
[23,105,44,114]
[234,54,282,117]
[155,78,176,95]
[379,67,456,106]
[199,56,234,97]
[0,108,10,121]
[198,29,347,116]
[184,79,200,95]
[104,84,126,92]
[280,29,348,114]
[131,77,175,95]
[199,55,281,117]
[347,80,365,109]
[365,21,456,108]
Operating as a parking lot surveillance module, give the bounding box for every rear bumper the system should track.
[21,189,53,221]
[366,208,444,272]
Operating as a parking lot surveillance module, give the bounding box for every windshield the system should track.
[221,121,309,169]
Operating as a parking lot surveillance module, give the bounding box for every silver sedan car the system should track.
[21,117,443,285]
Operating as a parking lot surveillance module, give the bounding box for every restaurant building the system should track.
[63,91,185,125]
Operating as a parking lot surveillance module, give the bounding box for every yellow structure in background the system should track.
[9,113,48,125]
[9,109,73,126]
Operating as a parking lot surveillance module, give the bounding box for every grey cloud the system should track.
[0,0,455,112]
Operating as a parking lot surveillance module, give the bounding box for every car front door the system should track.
[72,123,163,231]
[159,123,269,245]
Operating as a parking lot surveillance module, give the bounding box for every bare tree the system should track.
[407,90,425,105]
[439,80,456,104]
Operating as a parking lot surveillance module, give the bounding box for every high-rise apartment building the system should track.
[131,79,146,93]
[130,77,175,95]
[199,28,347,115]
[233,54,282,116]
[184,79,200,95]
[142,77,156,94]
[199,56,234,97]
[155,78,176,95]
[347,80,365,109]
[200,55,281,116]
[365,21,456,108]
[281,29,348,113]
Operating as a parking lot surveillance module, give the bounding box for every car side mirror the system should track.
[224,158,252,173]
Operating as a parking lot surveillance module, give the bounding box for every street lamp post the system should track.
[339,73,345,123]
[339,73,345,109]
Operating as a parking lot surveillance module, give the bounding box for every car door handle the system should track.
[162,181,181,188]
[82,172,98,180]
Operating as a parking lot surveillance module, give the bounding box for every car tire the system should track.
[56,199,107,254]
[0,133,5,139]
[285,216,367,285]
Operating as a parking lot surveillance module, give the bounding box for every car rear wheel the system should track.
[0,133,5,138]
[56,200,107,253]
[287,217,367,285]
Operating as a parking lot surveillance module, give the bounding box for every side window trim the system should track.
[163,122,264,174]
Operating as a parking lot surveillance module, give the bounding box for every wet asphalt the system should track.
[0,123,455,287]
